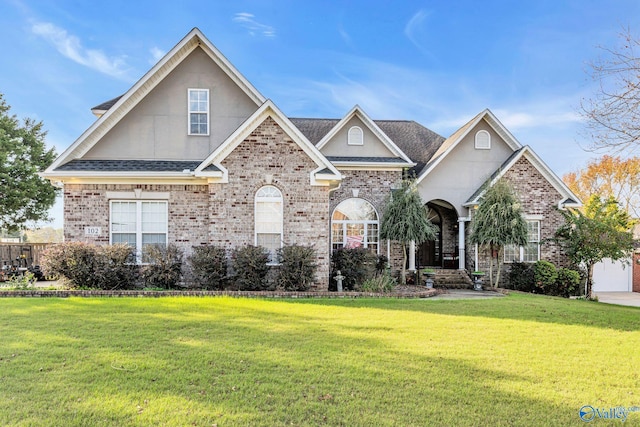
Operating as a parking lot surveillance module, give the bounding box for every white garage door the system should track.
[592,258,632,292]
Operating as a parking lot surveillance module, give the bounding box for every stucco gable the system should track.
[195,100,341,186]
[44,28,266,175]
[464,146,582,209]
[416,109,521,184]
[315,106,414,169]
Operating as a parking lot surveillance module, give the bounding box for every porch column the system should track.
[458,219,466,270]
[409,240,416,271]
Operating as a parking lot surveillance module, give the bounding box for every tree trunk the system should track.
[494,247,503,288]
[587,263,594,299]
[401,243,407,285]
[488,244,495,287]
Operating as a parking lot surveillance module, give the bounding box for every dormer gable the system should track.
[316,106,414,169]
[416,109,521,184]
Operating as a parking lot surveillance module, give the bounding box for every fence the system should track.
[0,243,53,269]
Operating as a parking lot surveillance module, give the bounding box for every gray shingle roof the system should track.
[325,156,407,163]
[290,118,445,173]
[55,160,201,172]
[91,95,124,112]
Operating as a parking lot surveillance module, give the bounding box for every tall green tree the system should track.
[0,93,57,231]
[554,195,635,299]
[380,178,437,284]
[469,179,527,287]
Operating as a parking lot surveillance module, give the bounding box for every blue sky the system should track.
[2,0,639,228]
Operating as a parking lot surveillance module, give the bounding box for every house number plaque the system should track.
[84,227,102,236]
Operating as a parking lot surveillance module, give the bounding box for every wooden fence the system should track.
[0,243,53,269]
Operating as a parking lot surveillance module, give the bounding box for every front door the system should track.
[418,208,442,268]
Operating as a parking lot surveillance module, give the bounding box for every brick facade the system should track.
[469,156,570,283]
[63,118,333,289]
[329,169,404,270]
[208,117,331,288]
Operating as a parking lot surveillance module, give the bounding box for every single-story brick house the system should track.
[42,28,581,289]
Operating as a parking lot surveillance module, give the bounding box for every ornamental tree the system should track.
[380,178,437,284]
[0,93,58,231]
[469,179,528,287]
[554,195,635,299]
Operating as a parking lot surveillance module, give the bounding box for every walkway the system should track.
[595,292,640,308]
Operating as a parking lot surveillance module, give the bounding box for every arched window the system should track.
[255,185,283,263]
[475,130,491,149]
[348,126,364,145]
[331,198,378,252]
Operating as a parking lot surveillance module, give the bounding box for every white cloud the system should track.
[149,46,165,65]
[233,12,276,37]
[31,22,131,80]
[404,9,436,60]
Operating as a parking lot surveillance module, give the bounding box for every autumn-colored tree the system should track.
[563,155,640,218]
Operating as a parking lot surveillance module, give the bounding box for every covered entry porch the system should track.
[412,200,467,270]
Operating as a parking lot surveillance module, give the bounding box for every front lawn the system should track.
[1,294,639,426]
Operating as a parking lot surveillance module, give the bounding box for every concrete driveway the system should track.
[595,292,640,308]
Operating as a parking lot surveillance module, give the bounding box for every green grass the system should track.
[1,293,639,426]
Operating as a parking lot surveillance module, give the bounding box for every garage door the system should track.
[592,258,632,292]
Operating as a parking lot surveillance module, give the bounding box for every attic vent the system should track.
[475,130,491,150]
[348,126,364,146]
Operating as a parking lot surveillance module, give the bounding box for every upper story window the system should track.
[348,126,364,145]
[475,130,491,149]
[255,185,283,264]
[188,89,209,135]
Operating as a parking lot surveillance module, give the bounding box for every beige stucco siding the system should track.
[417,120,514,215]
[320,117,396,158]
[84,47,258,161]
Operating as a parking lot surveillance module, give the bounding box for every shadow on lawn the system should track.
[280,293,640,332]
[1,297,583,426]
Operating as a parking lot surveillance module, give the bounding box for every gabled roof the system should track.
[312,105,414,168]
[44,27,266,174]
[194,100,341,186]
[290,118,444,173]
[463,145,582,209]
[416,109,521,184]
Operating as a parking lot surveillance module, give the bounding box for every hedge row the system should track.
[41,242,318,291]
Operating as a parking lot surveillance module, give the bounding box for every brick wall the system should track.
[633,253,640,293]
[329,169,403,270]
[208,116,331,288]
[63,184,210,256]
[471,156,571,283]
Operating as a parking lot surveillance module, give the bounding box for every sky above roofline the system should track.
[2,0,639,228]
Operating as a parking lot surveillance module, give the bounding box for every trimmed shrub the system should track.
[141,244,183,289]
[93,244,138,290]
[330,247,377,291]
[533,260,558,294]
[231,245,271,291]
[41,242,137,289]
[188,245,228,290]
[507,262,534,292]
[552,268,580,298]
[276,244,317,291]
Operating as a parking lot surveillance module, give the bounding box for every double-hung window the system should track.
[188,88,209,135]
[504,220,540,263]
[110,200,168,263]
